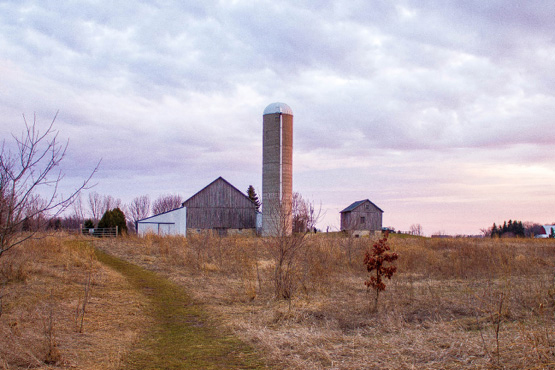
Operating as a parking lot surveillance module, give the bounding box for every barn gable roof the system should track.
[340,199,383,213]
[182,176,256,209]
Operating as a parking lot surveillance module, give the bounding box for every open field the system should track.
[0,236,148,369]
[0,235,267,369]
[95,249,266,369]
[2,233,555,369]
[100,233,555,369]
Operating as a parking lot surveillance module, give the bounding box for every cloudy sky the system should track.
[1,0,555,235]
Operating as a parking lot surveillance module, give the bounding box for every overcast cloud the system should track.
[1,0,555,234]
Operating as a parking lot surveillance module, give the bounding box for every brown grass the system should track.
[99,233,555,369]
[0,234,149,369]
[3,233,555,369]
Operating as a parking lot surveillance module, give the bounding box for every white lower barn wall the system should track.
[136,207,187,236]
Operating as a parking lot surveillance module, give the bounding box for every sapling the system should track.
[364,232,398,311]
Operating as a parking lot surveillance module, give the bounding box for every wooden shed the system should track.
[182,177,258,235]
[340,199,383,236]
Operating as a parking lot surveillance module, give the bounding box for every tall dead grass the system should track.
[0,234,147,369]
[101,233,555,369]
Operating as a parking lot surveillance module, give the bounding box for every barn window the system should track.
[360,216,366,224]
[365,204,369,209]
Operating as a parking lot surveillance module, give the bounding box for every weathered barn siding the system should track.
[182,177,257,231]
[340,200,383,234]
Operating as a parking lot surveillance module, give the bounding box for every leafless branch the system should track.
[128,195,151,223]
[0,113,99,258]
[152,194,183,215]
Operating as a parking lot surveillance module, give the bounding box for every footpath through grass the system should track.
[95,249,268,370]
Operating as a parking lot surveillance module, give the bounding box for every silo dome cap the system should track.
[263,102,293,115]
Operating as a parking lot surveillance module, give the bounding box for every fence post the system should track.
[116,226,118,237]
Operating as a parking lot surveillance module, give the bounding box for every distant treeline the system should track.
[490,220,525,238]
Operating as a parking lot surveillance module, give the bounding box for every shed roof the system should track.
[137,205,184,222]
[340,199,383,213]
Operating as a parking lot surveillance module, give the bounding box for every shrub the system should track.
[364,233,398,311]
[97,208,127,235]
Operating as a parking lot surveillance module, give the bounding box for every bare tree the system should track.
[409,224,423,236]
[523,222,544,238]
[87,192,104,224]
[0,113,98,258]
[71,193,86,222]
[292,192,319,233]
[102,195,121,213]
[267,202,301,299]
[21,195,48,231]
[266,194,321,299]
[152,194,183,215]
[87,192,121,225]
[128,195,150,223]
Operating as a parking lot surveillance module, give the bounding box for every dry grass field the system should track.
[2,233,555,369]
[0,235,149,369]
[99,233,555,369]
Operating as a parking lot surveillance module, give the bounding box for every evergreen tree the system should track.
[247,185,261,211]
[515,221,525,237]
[98,207,127,235]
[491,223,498,238]
[491,220,526,238]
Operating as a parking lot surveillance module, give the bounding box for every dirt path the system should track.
[94,249,268,370]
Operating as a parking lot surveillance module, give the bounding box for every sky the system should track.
[1,0,555,235]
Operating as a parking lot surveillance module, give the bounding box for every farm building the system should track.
[536,225,555,238]
[182,177,259,235]
[340,199,383,236]
[136,207,187,236]
[262,102,293,236]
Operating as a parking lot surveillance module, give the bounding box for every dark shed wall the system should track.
[183,177,257,230]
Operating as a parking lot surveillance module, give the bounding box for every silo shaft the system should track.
[262,103,293,236]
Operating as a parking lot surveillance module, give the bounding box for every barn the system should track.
[536,225,555,238]
[340,199,383,236]
[136,207,187,236]
[182,177,259,235]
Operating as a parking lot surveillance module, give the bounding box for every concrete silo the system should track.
[262,102,293,236]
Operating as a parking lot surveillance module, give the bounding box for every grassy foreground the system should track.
[94,249,267,370]
[3,233,555,369]
[101,233,555,369]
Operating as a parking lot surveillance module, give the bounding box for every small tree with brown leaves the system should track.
[364,233,398,311]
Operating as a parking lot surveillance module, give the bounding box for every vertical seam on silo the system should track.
[279,113,283,203]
